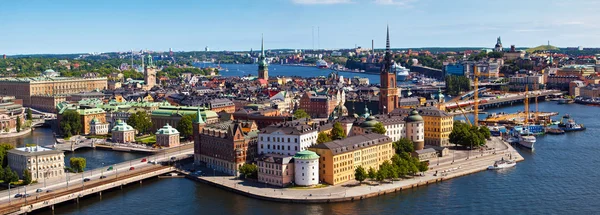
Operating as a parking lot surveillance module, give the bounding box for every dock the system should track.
[479,111,559,125]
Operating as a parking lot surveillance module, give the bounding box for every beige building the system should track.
[30,95,66,113]
[111,120,136,143]
[7,146,65,182]
[0,77,107,107]
[155,123,180,147]
[90,117,109,135]
[257,154,294,187]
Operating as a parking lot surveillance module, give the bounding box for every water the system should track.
[196,63,407,85]
[31,102,600,214]
[5,128,147,171]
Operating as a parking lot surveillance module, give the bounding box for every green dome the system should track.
[406,110,423,122]
[155,123,179,135]
[90,117,100,124]
[293,150,319,160]
[361,116,379,128]
[112,120,134,132]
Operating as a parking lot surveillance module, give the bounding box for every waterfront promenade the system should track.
[187,137,523,203]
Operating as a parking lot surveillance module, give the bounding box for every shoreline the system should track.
[0,128,32,139]
[184,138,523,203]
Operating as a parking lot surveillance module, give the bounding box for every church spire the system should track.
[386,25,390,53]
[261,34,265,58]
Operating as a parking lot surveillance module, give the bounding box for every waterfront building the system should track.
[379,26,400,114]
[293,150,320,186]
[579,84,600,98]
[405,110,425,150]
[90,117,109,135]
[258,36,269,80]
[0,96,25,133]
[392,108,443,147]
[569,81,586,97]
[7,146,65,182]
[197,120,259,176]
[546,75,580,91]
[412,148,438,162]
[308,133,394,185]
[151,106,218,132]
[257,154,294,187]
[508,75,545,91]
[155,123,180,147]
[29,95,66,113]
[111,120,136,143]
[299,91,338,118]
[193,109,206,164]
[258,121,319,156]
[0,77,107,107]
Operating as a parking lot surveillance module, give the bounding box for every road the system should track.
[0,148,193,204]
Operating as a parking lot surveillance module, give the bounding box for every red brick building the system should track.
[299,91,337,118]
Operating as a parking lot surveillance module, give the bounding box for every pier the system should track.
[444,90,562,111]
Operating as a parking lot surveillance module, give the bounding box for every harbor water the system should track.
[26,101,600,214]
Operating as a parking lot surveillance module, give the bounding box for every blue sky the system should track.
[1,0,599,54]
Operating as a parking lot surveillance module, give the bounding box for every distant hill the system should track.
[526,45,560,53]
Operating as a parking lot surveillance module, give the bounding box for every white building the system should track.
[353,110,406,142]
[7,146,65,182]
[293,150,319,186]
[90,117,109,135]
[258,121,319,156]
[405,110,425,150]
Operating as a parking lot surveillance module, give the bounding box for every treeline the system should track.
[355,138,428,183]
[445,75,471,96]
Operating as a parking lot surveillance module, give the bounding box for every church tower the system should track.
[379,26,399,114]
[258,35,269,80]
[144,54,157,89]
[193,108,206,165]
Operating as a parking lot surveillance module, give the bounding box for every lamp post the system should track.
[101,163,105,178]
[7,182,12,205]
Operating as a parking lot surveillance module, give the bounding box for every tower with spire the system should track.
[258,35,269,80]
[193,108,206,165]
[144,54,157,89]
[379,26,400,114]
[494,36,503,52]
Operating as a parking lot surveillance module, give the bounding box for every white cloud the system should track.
[373,0,415,6]
[292,0,352,4]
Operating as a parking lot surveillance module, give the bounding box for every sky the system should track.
[1,0,599,55]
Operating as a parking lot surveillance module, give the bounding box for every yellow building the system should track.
[391,107,453,147]
[308,134,394,185]
[0,77,107,107]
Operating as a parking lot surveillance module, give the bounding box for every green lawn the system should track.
[136,135,156,144]
[288,184,328,189]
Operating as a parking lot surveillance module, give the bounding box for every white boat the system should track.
[393,63,410,81]
[518,133,536,150]
[487,158,516,170]
[316,60,328,69]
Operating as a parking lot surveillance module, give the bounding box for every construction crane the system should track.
[473,66,480,127]
[455,100,472,126]
[524,85,529,124]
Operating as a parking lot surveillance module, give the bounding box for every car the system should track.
[148,160,157,165]
[14,194,22,198]
[22,194,30,198]
[170,156,176,160]
[141,158,147,162]
[46,190,53,193]
[129,167,135,170]
[83,178,91,182]
[36,188,43,193]
[100,175,107,179]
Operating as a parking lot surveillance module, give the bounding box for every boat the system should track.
[545,128,565,135]
[514,127,535,150]
[412,77,418,83]
[488,125,506,136]
[487,158,516,170]
[558,114,571,127]
[557,98,574,104]
[316,60,328,69]
[561,119,586,132]
[393,63,410,81]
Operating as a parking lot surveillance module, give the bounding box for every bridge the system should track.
[0,148,193,214]
[444,90,563,111]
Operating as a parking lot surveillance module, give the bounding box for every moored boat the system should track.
[487,158,516,170]
[545,128,565,135]
[561,119,586,132]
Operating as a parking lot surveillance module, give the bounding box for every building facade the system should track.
[258,121,319,156]
[257,154,294,187]
[7,146,65,182]
[299,91,338,118]
[309,134,394,185]
[293,150,320,186]
[90,117,109,135]
[0,77,107,107]
[111,120,136,143]
[156,123,180,147]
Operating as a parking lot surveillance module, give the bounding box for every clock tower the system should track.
[379,26,399,114]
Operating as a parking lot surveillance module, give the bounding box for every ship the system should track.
[487,158,516,170]
[561,119,586,132]
[316,60,328,69]
[518,132,536,150]
[393,63,410,81]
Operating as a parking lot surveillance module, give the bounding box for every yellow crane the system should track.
[456,100,472,126]
[473,66,480,127]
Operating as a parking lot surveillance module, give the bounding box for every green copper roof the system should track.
[91,117,100,124]
[112,120,134,132]
[194,108,205,124]
[156,123,179,135]
[406,110,423,122]
[361,116,379,128]
[293,150,319,160]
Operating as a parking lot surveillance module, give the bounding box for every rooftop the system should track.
[310,133,391,155]
[9,146,63,156]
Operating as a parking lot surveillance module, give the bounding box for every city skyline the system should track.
[1,0,599,55]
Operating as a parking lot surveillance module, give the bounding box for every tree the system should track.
[478,126,491,140]
[293,109,310,119]
[367,167,376,180]
[418,161,429,173]
[3,167,18,183]
[127,111,153,135]
[16,116,21,132]
[331,122,346,140]
[372,122,386,134]
[0,143,15,167]
[393,138,414,154]
[239,163,258,179]
[60,110,81,137]
[354,166,367,184]
[449,121,487,149]
[26,108,32,120]
[317,132,332,144]
[487,51,504,59]
[22,169,32,184]
[177,114,195,140]
[70,157,87,173]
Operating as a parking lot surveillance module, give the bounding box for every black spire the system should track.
[386,25,390,52]
[382,25,393,74]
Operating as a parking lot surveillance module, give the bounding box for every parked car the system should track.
[22,194,30,198]
[129,167,135,170]
[141,158,147,162]
[83,178,91,182]
[46,190,53,193]
[100,175,107,179]
[36,188,43,193]
[148,160,157,165]
[14,194,22,198]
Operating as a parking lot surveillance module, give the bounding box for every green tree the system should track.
[478,126,491,140]
[372,122,386,134]
[177,114,195,140]
[127,111,153,135]
[69,157,87,173]
[317,132,332,144]
[331,122,346,140]
[393,138,414,154]
[0,166,4,181]
[22,169,32,184]
[60,110,81,137]
[239,163,258,179]
[293,109,310,119]
[16,116,21,132]
[449,121,487,149]
[487,51,504,59]
[3,167,18,183]
[26,108,32,120]
[354,166,367,184]
[367,167,376,180]
[0,144,15,167]
[418,161,429,173]
[375,169,385,182]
